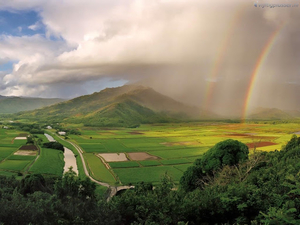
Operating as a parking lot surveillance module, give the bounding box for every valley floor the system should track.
[0,121,298,186]
[62,122,299,185]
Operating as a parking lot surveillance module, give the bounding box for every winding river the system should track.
[63,147,78,175]
[44,134,78,175]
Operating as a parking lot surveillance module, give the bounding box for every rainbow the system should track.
[242,22,286,121]
[204,4,247,110]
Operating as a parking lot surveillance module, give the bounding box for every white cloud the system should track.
[28,21,41,31]
[0,0,298,113]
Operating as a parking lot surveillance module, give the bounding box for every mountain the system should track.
[248,107,295,120]
[16,85,215,127]
[285,110,300,118]
[0,95,7,100]
[0,96,65,114]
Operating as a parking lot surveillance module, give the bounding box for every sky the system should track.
[0,0,299,116]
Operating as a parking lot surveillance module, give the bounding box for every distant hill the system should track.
[0,96,65,114]
[285,110,300,118]
[16,85,216,127]
[248,107,295,120]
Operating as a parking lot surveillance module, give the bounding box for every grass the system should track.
[109,161,140,168]
[79,143,107,153]
[114,166,184,184]
[95,185,109,198]
[0,160,32,171]
[151,147,208,159]
[8,155,36,161]
[174,164,193,172]
[101,139,131,152]
[139,160,162,167]
[36,134,49,143]
[160,158,191,165]
[29,148,64,176]
[0,148,15,159]
[185,156,201,163]
[84,153,116,184]
[0,170,18,177]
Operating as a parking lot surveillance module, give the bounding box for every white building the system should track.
[46,126,52,129]
[58,131,66,136]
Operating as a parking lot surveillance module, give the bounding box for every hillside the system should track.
[248,107,295,120]
[16,85,213,126]
[285,109,300,118]
[0,96,65,114]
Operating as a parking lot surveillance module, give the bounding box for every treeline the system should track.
[7,122,44,134]
[2,136,300,224]
[42,142,64,152]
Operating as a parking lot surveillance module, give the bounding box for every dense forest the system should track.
[1,136,300,224]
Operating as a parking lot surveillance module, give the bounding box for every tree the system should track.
[284,134,300,152]
[54,167,96,200]
[180,139,249,192]
[42,142,64,151]
[201,139,249,173]
[19,174,49,196]
[26,136,34,144]
[180,166,205,192]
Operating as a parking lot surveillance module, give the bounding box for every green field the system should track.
[1,122,298,185]
[0,129,37,175]
[139,160,162,167]
[8,155,36,161]
[29,148,64,176]
[64,122,299,185]
[0,160,32,171]
[109,161,140,168]
[84,153,116,184]
[114,166,184,184]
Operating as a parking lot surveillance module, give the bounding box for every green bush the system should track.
[42,142,64,152]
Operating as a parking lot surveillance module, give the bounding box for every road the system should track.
[50,132,134,200]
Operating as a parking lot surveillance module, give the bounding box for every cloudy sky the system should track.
[0,0,299,115]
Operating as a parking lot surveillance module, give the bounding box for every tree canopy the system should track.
[180,139,249,192]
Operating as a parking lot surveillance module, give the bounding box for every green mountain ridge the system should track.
[16,85,213,126]
[0,97,65,114]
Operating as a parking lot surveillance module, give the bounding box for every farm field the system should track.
[0,129,37,176]
[0,122,298,184]
[65,122,300,185]
[29,147,64,177]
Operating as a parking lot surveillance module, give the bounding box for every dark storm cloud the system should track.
[0,0,299,115]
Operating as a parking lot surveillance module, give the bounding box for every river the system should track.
[63,147,78,175]
[44,133,78,175]
[44,133,56,142]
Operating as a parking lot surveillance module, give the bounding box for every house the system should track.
[58,131,66,136]
[46,126,52,129]
[3,126,8,129]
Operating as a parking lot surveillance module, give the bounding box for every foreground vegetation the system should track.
[1,135,300,224]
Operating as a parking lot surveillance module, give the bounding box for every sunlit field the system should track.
[63,122,299,185]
